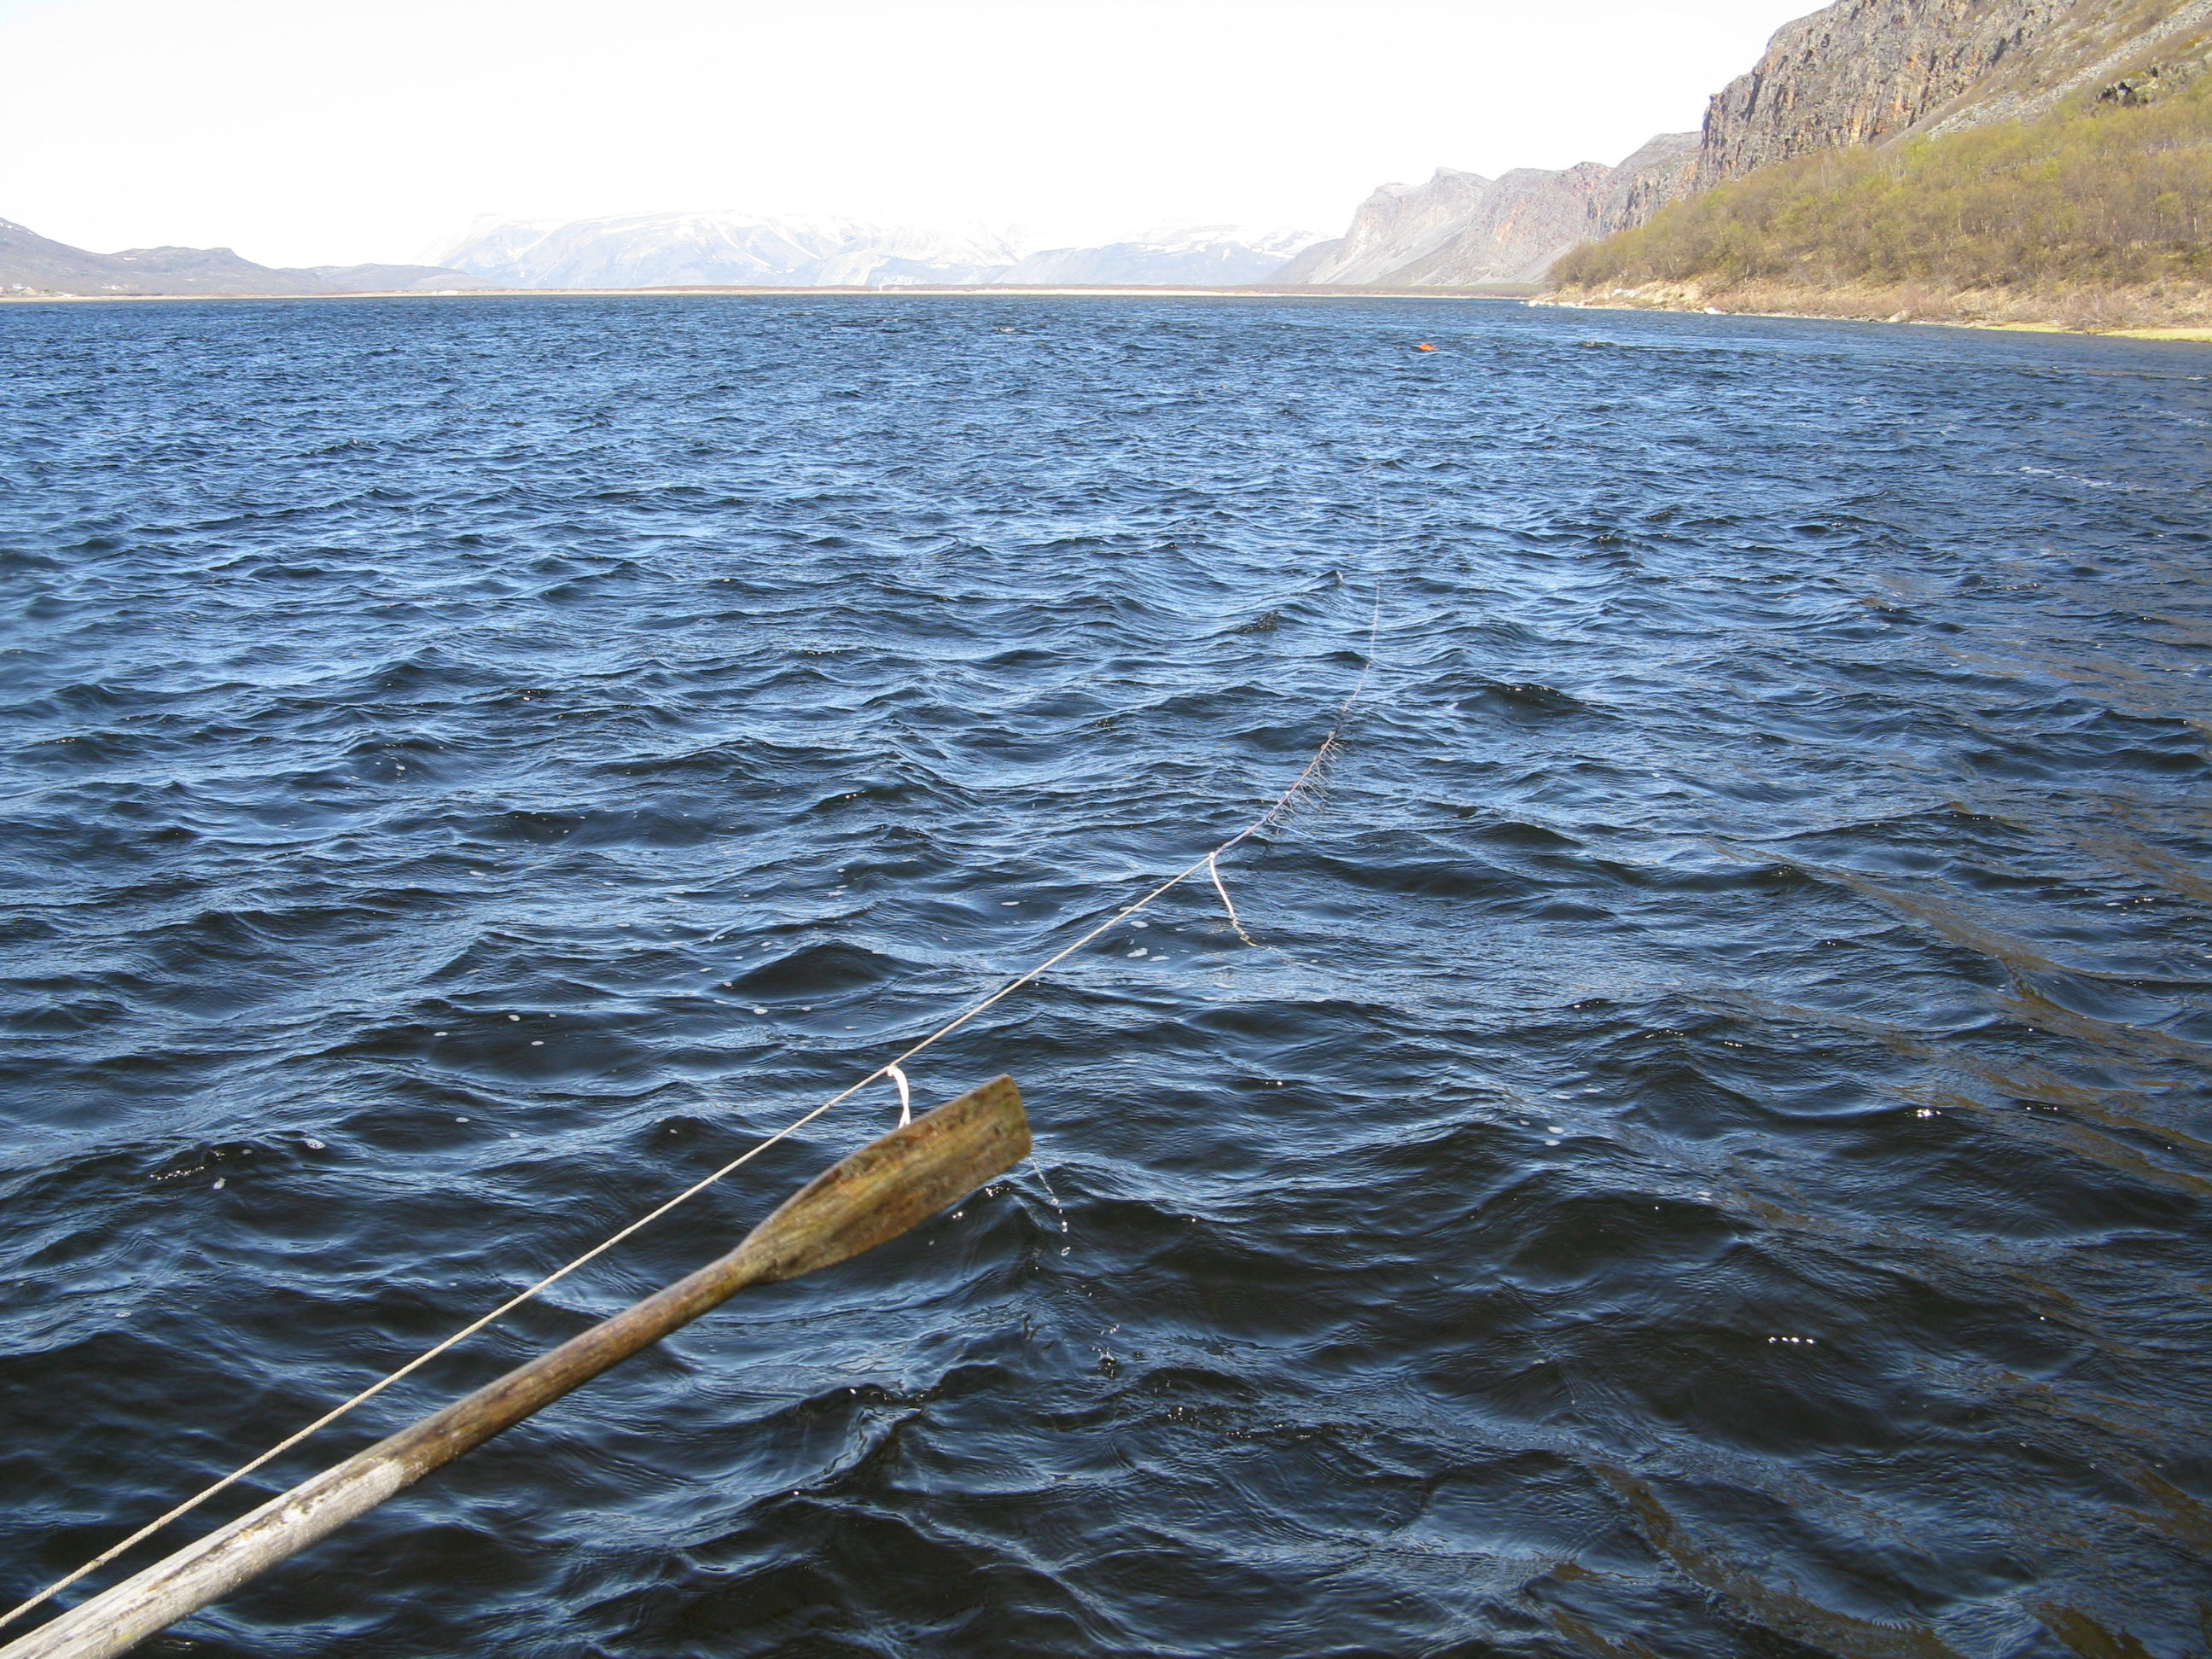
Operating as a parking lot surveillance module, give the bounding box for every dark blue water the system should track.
[2,295,2209,1658]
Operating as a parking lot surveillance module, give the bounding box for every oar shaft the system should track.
[4,1075,1028,1659]
[6,1236,778,1659]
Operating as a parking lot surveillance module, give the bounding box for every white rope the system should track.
[3,596,1380,1633]
[1207,853,1257,946]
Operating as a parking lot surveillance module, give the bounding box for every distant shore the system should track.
[0,282,1540,306]
[1540,282,2212,345]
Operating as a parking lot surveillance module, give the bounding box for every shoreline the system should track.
[1537,288,2212,346]
[0,282,1538,306]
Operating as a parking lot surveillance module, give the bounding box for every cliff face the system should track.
[1697,0,2212,184]
[1598,133,1704,236]
[1285,137,1698,288]
[1382,165,1615,286]
[1695,0,2071,186]
[1910,0,2212,131]
[1291,170,1528,286]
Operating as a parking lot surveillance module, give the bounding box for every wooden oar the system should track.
[3,1074,1030,1659]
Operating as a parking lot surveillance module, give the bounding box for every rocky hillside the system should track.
[1553,53,2212,329]
[1695,0,2212,184]
[0,218,489,299]
[1290,0,2212,292]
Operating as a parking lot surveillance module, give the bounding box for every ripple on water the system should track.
[0,297,2207,1656]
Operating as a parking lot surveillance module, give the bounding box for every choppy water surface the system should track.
[2,295,2209,1657]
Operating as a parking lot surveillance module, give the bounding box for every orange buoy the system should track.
[1414,342,1437,352]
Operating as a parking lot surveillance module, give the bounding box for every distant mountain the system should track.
[1281,136,1697,288]
[297,265,499,294]
[991,226,1324,287]
[434,212,1325,289]
[433,213,1023,289]
[3,209,1325,300]
[0,218,321,296]
[0,218,492,298]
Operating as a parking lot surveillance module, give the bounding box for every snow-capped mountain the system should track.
[433,212,1022,289]
[431,213,1326,289]
[990,226,1325,287]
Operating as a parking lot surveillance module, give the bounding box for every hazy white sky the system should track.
[0,0,1819,268]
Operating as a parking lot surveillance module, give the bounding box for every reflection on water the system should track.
[0,295,2206,1656]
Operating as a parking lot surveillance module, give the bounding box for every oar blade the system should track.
[733,1074,1030,1285]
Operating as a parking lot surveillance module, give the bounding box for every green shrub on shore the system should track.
[1555,75,2212,295]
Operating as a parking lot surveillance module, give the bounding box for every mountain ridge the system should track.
[0,218,494,298]
[432,212,1327,290]
[1,213,1329,298]
[432,212,1022,289]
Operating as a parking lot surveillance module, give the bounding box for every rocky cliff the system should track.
[1700,0,2212,182]
[1909,0,2212,131]
[1382,165,1615,287]
[1288,168,1541,286]
[1694,0,2074,186]
[1597,132,1706,236]
[1284,136,1697,289]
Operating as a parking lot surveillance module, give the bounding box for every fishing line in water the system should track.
[3,571,1384,1636]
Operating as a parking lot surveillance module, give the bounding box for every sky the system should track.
[0,0,1821,268]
